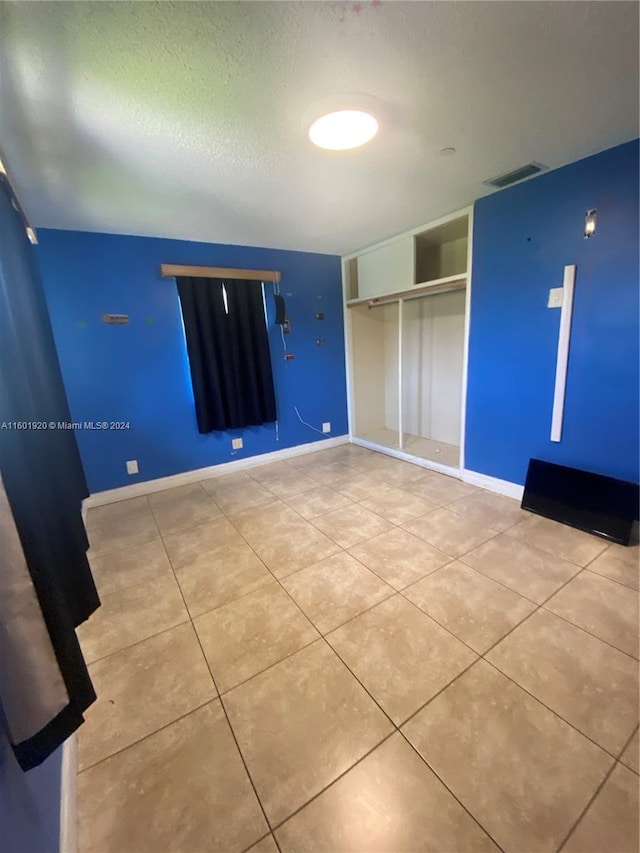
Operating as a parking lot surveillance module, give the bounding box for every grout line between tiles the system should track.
[481,657,626,762]
[537,605,640,662]
[77,695,217,775]
[152,517,279,842]
[555,723,639,852]
[241,831,280,853]
[265,731,396,837]
[584,565,640,593]
[396,729,507,853]
[83,616,192,668]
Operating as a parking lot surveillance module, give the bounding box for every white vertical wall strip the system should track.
[398,298,404,450]
[550,264,577,442]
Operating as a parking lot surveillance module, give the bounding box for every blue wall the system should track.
[466,140,639,486]
[0,730,61,853]
[37,232,348,493]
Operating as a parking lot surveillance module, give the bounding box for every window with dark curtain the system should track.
[176,276,277,434]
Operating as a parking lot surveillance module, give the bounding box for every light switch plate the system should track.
[548,287,564,308]
[232,438,243,450]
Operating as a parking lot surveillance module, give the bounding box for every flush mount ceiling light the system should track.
[309,109,378,151]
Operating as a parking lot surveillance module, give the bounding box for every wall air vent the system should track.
[483,162,547,189]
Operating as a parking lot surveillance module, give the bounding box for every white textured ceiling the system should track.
[0,1,638,255]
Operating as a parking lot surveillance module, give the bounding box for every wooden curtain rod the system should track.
[160,264,280,283]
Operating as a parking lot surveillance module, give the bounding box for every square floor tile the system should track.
[228,500,301,538]
[85,496,151,530]
[327,595,476,723]
[461,534,581,604]
[249,460,297,482]
[487,609,639,755]
[162,516,243,569]
[297,460,358,485]
[402,661,612,853]
[405,562,535,653]
[588,543,639,591]
[78,572,188,663]
[174,540,273,618]
[260,471,320,498]
[250,519,342,578]
[506,514,609,566]
[312,504,394,549]
[447,490,526,532]
[359,484,438,525]
[88,512,160,557]
[276,733,498,852]
[201,475,275,514]
[404,475,478,506]
[224,641,393,825]
[284,485,353,520]
[348,527,451,590]
[545,570,639,658]
[332,472,387,502]
[149,483,221,535]
[564,763,639,853]
[194,583,319,692]
[88,538,174,597]
[403,507,497,558]
[78,701,268,853]
[79,623,216,770]
[282,552,394,634]
[620,729,639,773]
[372,459,431,488]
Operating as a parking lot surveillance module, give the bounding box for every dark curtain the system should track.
[0,179,99,771]
[177,277,277,433]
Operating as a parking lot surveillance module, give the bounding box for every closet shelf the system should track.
[346,272,466,308]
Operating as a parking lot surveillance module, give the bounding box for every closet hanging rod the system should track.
[347,277,466,309]
[160,264,280,282]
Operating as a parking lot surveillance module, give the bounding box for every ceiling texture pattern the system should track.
[0,1,638,255]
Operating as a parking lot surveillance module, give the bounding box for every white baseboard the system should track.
[84,435,349,507]
[59,734,77,853]
[462,469,524,501]
[350,437,462,479]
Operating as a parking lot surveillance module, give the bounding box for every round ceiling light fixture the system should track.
[309,109,379,151]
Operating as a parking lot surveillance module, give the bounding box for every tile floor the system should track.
[77,444,639,853]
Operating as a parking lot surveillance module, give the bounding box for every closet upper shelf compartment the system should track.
[414,216,468,287]
[344,211,470,305]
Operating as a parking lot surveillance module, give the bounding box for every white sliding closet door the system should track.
[401,289,466,465]
[430,290,466,444]
[351,301,400,449]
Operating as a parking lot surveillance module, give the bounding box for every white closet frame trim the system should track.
[398,298,404,451]
[459,206,474,472]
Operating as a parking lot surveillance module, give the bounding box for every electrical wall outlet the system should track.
[126,460,139,475]
[322,422,331,433]
[231,437,243,450]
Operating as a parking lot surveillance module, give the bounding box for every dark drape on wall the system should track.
[0,179,99,771]
[177,277,277,433]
